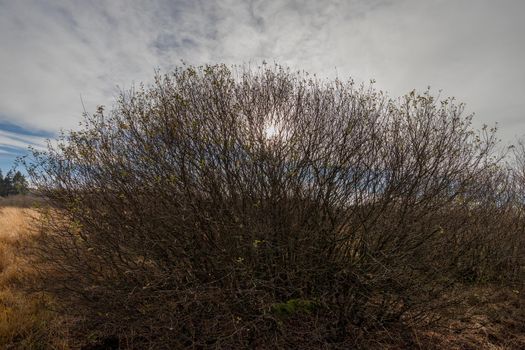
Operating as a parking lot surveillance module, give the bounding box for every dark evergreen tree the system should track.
[0,168,29,197]
[11,171,29,195]
[0,170,4,197]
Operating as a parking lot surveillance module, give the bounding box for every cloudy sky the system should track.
[1,0,524,170]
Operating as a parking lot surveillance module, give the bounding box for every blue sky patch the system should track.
[0,120,53,172]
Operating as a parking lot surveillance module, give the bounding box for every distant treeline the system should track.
[0,170,29,197]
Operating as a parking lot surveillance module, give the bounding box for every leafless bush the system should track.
[23,64,523,348]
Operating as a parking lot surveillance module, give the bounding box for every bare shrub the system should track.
[23,64,520,348]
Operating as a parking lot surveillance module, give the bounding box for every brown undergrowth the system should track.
[0,205,522,349]
[414,285,525,350]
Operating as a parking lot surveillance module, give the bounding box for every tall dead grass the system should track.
[0,207,35,239]
[0,206,68,349]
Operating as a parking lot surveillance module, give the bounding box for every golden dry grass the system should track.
[0,207,35,239]
[0,206,69,349]
[0,207,37,287]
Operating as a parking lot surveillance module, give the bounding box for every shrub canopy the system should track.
[26,64,524,348]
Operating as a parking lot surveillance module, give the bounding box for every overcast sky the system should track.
[1,0,524,170]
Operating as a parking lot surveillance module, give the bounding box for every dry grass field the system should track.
[0,206,69,349]
[0,204,523,349]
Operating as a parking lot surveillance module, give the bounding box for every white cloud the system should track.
[0,129,47,150]
[0,0,524,146]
